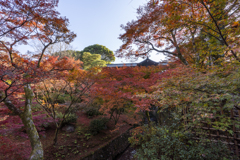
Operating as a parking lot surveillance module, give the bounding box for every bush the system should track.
[85,107,102,118]
[55,95,66,104]
[65,113,77,124]
[89,117,109,135]
[56,112,77,125]
[129,124,234,160]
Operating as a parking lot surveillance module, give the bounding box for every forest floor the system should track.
[0,103,140,160]
[43,111,134,160]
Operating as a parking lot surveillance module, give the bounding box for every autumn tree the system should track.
[117,0,240,66]
[194,0,240,62]
[0,0,76,159]
[116,0,190,65]
[92,65,166,125]
[34,60,96,145]
[172,0,240,65]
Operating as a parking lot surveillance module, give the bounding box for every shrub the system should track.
[55,95,66,104]
[129,124,234,160]
[56,112,77,125]
[65,113,77,124]
[89,117,109,135]
[85,107,102,118]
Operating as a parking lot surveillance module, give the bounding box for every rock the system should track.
[62,124,75,133]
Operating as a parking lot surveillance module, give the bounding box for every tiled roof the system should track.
[106,63,138,67]
[106,57,167,67]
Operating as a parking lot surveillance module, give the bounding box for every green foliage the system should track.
[85,107,102,118]
[153,64,240,135]
[55,94,66,104]
[37,93,70,104]
[82,52,107,70]
[70,44,115,67]
[81,44,115,63]
[129,124,234,160]
[84,97,103,118]
[89,117,109,135]
[56,112,77,124]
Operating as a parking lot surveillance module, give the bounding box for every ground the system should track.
[0,104,139,160]
[43,111,134,160]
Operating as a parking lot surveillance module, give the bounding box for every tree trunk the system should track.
[53,126,60,145]
[21,84,44,160]
[171,30,189,65]
[0,85,44,160]
[53,121,63,145]
[177,53,189,65]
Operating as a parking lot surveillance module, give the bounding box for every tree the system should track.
[76,44,115,63]
[116,0,190,65]
[195,0,240,62]
[91,65,166,125]
[0,0,76,159]
[32,42,75,59]
[34,64,95,145]
[82,52,107,70]
[116,0,240,66]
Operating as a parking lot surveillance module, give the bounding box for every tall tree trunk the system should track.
[0,84,44,160]
[21,84,43,160]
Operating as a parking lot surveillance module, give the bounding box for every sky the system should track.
[19,0,166,63]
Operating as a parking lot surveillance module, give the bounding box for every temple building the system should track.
[107,57,167,68]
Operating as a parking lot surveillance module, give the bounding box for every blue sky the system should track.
[19,0,166,63]
[57,0,166,63]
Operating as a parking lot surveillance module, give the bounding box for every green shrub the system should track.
[65,113,77,124]
[56,112,77,124]
[89,117,109,135]
[129,124,234,160]
[55,95,66,104]
[85,107,102,118]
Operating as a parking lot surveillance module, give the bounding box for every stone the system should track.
[62,124,75,133]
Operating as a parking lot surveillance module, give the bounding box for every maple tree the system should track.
[91,65,167,125]
[114,0,240,158]
[34,65,96,144]
[0,0,76,159]
[125,62,240,158]
[151,64,240,132]
[117,0,240,66]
